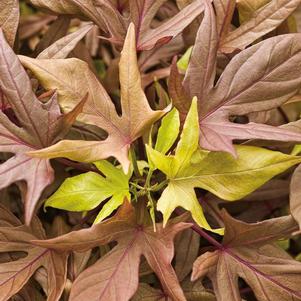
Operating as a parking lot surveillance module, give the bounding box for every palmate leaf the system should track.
[192,212,301,301]
[170,0,301,156]
[29,0,204,51]
[20,24,167,173]
[0,205,68,300]
[45,160,130,223]
[32,201,191,301]
[0,29,85,224]
[147,100,301,233]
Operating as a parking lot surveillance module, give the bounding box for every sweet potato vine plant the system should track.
[3,0,301,300]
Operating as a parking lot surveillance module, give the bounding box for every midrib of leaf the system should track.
[200,47,301,122]
[70,0,104,28]
[0,47,44,147]
[0,132,33,149]
[139,1,202,48]
[194,227,301,298]
[172,157,301,181]
[142,231,179,300]
[0,156,32,175]
[200,10,216,97]
[97,233,138,299]
[217,0,235,39]
[135,0,147,43]
[86,75,129,142]
[224,225,298,247]
[0,249,48,288]
[223,247,301,298]
[185,1,216,102]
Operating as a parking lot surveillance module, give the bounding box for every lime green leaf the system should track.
[147,99,222,234]
[147,99,301,234]
[94,59,106,79]
[180,146,301,201]
[45,160,130,223]
[296,253,301,262]
[174,97,199,169]
[292,144,301,156]
[155,108,180,155]
[177,47,193,72]
[276,239,290,250]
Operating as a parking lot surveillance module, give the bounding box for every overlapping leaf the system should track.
[32,201,191,301]
[170,1,301,155]
[0,205,68,300]
[20,24,167,172]
[30,0,204,51]
[147,100,301,232]
[37,22,94,59]
[29,0,107,29]
[215,0,301,52]
[192,212,301,301]
[0,29,84,224]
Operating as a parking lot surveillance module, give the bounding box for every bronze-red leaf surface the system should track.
[192,212,301,301]
[0,29,84,224]
[32,202,192,301]
[170,1,301,155]
[0,205,68,300]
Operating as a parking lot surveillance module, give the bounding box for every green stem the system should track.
[151,179,169,192]
[130,146,141,177]
[145,168,153,187]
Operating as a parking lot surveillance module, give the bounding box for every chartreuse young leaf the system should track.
[45,160,130,223]
[177,46,192,72]
[292,144,301,156]
[147,99,301,235]
[147,98,220,234]
[148,107,179,172]
[155,108,180,155]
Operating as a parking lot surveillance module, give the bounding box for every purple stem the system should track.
[190,223,223,249]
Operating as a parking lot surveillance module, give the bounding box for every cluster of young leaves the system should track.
[2,0,301,300]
